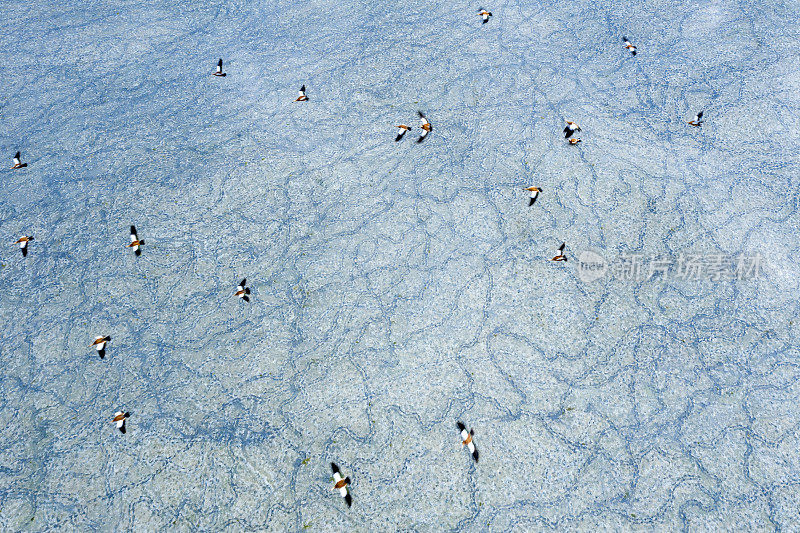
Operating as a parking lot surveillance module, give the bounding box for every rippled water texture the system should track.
[1,0,799,530]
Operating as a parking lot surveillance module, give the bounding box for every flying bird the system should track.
[14,236,33,257]
[568,137,582,145]
[525,186,542,207]
[295,85,308,102]
[457,422,479,463]
[91,336,111,359]
[235,278,251,302]
[688,110,704,127]
[11,151,27,169]
[478,9,492,23]
[417,112,432,143]
[213,58,226,77]
[563,121,581,139]
[330,462,352,507]
[395,124,411,142]
[127,225,144,256]
[622,36,637,56]
[551,242,567,262]
[113,411,130,434]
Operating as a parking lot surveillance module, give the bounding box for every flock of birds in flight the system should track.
[6,8,708,510]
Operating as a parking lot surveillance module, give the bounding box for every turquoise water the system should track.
[1,0,798,530]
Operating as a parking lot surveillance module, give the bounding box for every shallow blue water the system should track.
[1,0,799,530]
